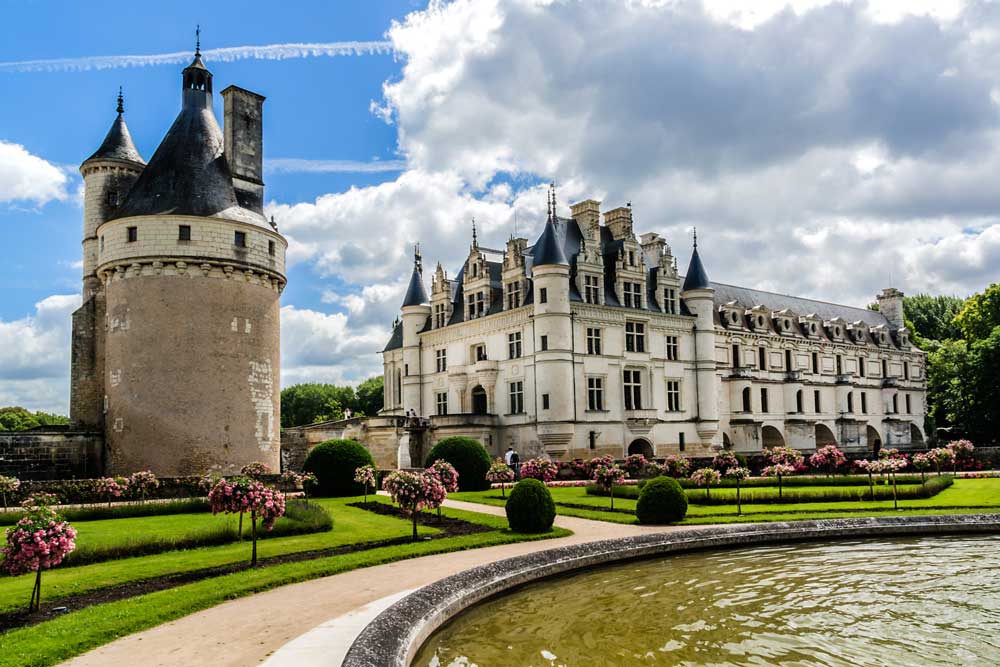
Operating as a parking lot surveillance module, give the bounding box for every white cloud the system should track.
[0,294,79,414]
[0,41,393,73]
[265,158,407,174]
[280,305,387,386]
[0,141,69,205]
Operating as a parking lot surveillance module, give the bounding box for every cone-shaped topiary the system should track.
[636,475,688,524]
[303,439,375,497]
[424,436,492,491]
[505,478,556,533]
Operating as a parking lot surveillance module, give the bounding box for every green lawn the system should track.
[0,497,570,667]
[453,478,1000,525]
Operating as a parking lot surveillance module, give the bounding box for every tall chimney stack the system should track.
[221,85,266,214]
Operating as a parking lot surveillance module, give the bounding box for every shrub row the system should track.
[0,498,212,526]
[586,475,954,505]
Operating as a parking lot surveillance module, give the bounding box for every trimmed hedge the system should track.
[587,475,955,505]
[636,476,688,524]
[505,479,556,533]
[0,498,211,526]
[424,436,492,491]
[303,439,375,497]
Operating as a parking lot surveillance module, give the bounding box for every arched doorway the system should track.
[910,423,924,447]
[866,425,882,455]
[815,423,837,447]
[471,386,488,415]
[722,432,733,450]
[628,438,654,458]
[762,425,784,448]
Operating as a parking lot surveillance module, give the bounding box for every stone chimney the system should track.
[221,85,266,214]
[604,206,633,240]
[570,199,601,240]
[876,287,905,329]
[640,232,665,267]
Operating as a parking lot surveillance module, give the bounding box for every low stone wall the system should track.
[0,428,104,480]
[342,514,1000,667]
[281,417,402,471]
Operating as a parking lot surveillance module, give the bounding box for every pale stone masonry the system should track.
[380,186,926,464]
[69,48,287,476]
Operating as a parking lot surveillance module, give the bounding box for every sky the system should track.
[2,0,998,415]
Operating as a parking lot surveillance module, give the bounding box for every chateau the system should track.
[381,187,926,464]
[69,45,287,475]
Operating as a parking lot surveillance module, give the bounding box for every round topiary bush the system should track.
[424,436,492,491]
[302,439,375,497]
[635,475,688,524]
[505,478,556,533]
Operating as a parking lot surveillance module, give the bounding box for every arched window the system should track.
[795,389,804,413]
[395,369,402,407]
[741,387,751,412]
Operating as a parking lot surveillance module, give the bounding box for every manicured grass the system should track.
[0,498,434,614]
[0,497,570,667]
[452,478,1000,525]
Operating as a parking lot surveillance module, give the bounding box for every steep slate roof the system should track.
[109,56,268,227]
[383,321,403,351]
[709,282,890,328]
[681,246,710,291]
[384,211,891,350]
[86,113,145,165]
[401,266,429,307]
[531,218,569,266]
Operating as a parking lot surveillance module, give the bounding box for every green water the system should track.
[413,536,1000,666]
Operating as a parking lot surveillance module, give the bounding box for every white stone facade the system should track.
[381,195,926,463]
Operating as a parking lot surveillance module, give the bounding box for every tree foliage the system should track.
[0,407,70,432]
[954,284,1000,342]
[280,377,384,428]
[902,294,965,345]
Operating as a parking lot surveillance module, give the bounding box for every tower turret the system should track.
[681,230,720,444]
[401,246,431,415]
[71,89,145,430]
[532,186,575,452]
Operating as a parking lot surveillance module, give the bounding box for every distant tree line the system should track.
[0,407,71,432]
[903,285,1000,444]
[280,376,384,428]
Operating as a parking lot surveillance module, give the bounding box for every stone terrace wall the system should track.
[281,417,403,471]
[0,428,104,480]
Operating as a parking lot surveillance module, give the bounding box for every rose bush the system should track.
[0,475,21,510]
[353,465,378,503]
[662,455,691,478]
[486,459,515,496]
[592,463,628,509]
[2,497,76,612]
[690,467,722,499]
[761,463,797,499]
[809,445,847,475]
[208,476,285,565]
[382,470,447,541]
[521,458,559,483]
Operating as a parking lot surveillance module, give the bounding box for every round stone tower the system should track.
[89,48,286,475]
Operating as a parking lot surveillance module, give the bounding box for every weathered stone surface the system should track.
[342,514,1000,667]
[0,429,103,480]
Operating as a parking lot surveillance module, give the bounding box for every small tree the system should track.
[711,451,740,472]
[279,470,303,500]
[623,454,649,478]
[690,467,722,500]
[0,475,20,510]
[662,455,691,478]
[299,472,317,498]
[241,461,272,480]
[2,494,76,612]
[382,471,447,541]
[912,452,932,483]
[808,445,847,476]
[725,466,751,515]
[521,458,559,483]
[946,439,975,472]
[426,460,459,517]
[486,459,515,497]
[208,477,285,566]
[929,447,955,475]
[94,477,125,508]
[761,463,796,499]
[764,446,805,470]
[128,471,159,504]
[592,463,627,509]
[855,460,876,499]
[353,465,378,504]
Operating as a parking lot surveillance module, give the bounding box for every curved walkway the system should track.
[61,499,685,667]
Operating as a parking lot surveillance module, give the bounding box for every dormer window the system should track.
[628,250,635,266]
[506,281,521,309]
[623,282,642,308]
[730,311,740,326]
[663,288,677,314]
[584,275,601,304]
[472,263,478,278]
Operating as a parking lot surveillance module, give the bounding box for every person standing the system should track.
[510,449,520,479]
[504,447,514,466]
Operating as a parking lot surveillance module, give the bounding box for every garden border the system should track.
[342,513,1000,667]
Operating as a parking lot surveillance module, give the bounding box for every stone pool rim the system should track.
[341,514,1000,667]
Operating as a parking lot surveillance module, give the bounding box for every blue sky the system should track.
[3,0,999,414]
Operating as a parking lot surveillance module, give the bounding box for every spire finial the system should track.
[195,25,201,56]
[414,242,422,272]
[471,218,478,248]
[693,226,698,249]
[116,86,124,114]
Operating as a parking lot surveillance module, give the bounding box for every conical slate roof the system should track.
[681,245,711,291]
[86,113,145,165]
[531,218,569,266]
[401,264,429,307]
